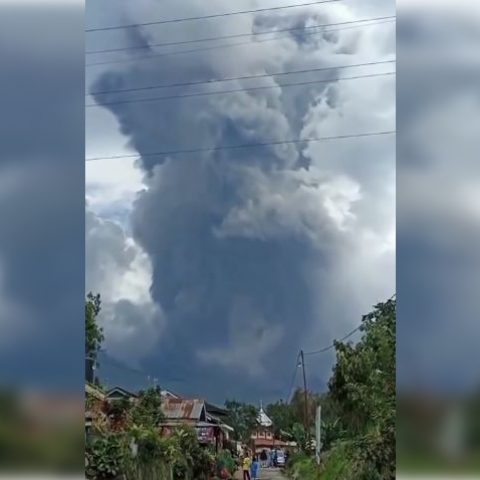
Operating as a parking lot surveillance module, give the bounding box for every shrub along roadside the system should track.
[286,297,396,480]
[286,443,353,480]
[85,387,218,480]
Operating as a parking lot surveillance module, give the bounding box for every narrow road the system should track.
[234,468,288,480]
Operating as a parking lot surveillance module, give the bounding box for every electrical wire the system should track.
[87,59,395,98]
[304,325,363,356]
[286,353,301,403]
[85,130,396,163]
[85,70,395,109]
[98,351,187,384]
[85,0,341,33]
[304,293,396,356]
[86,18,395,68]
[86,15,395,55]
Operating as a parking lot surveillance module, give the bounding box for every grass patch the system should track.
[287,444,353,480]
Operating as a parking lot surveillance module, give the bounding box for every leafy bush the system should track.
[128,387,164,428]
[169,427,215,479]
[217,449,236,476]
[86,434,124,479]
[287,445,355,480]
[87,387,171,479]
[289,456,317,480]
[172,457,189,480]
[352,421,395,480]
[319,443,354,480]
[321,418,346,452]
[192,448,215,479]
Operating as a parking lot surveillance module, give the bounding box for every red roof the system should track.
[252,438,288,448]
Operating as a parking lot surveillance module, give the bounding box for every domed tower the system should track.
[251,401,286,455]
[258,402,273,428]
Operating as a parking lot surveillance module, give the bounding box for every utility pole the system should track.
[300,350,310,448]
[315,406,322,466]
[85,355,95,384]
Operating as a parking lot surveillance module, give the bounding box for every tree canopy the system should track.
[328,296,396,478]
[224,400,259,442]
[85,292,104,357]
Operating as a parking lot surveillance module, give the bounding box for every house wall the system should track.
[252,429,274,440]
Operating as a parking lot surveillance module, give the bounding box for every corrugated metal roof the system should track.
[85,383,105,401]
[207,413,234,431]
[161,398,206,421]
[161,420,215,428]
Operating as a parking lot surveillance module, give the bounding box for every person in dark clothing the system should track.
[260,449,267,468]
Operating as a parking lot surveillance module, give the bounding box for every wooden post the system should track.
[300,350,310,448]
[315,406,321,465]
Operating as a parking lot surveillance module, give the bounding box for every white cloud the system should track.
[86,207,163,362]
[215,166,362,243]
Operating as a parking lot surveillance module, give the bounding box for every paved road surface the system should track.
[234,468,288,480]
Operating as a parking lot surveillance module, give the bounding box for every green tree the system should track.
[129,386,164,428]
[224,400,259,442]
[85,292,104,357]
[266,400,294,438]
[289,389,322,432]
[328,296,396,479]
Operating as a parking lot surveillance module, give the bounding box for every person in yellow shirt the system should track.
[242,452,252,480]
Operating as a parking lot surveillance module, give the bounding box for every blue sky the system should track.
[1,1,477,404]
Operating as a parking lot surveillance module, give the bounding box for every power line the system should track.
[86,15,395,55]
[85,18,395,68]
[85,0,341,33]
[87,59,395,98]
[86,70,395,109]
[286,353,301,403]
[304,325,363,356]
[85,130,396,163]
[99,352,187,385]
[304,293,396,356]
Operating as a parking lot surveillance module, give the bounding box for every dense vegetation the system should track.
[86,389,218,479]
[286,296,396,480]
[222,297,396,479]
[85,295,236,480]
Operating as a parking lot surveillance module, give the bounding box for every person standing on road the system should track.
[250,455,259,480]
[242,452,252,480]
[268,448,273,467]
[260,449,267,468]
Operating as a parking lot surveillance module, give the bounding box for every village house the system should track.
[101,386,234,450]
[161,398,233,451]
[251,404,288,455]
